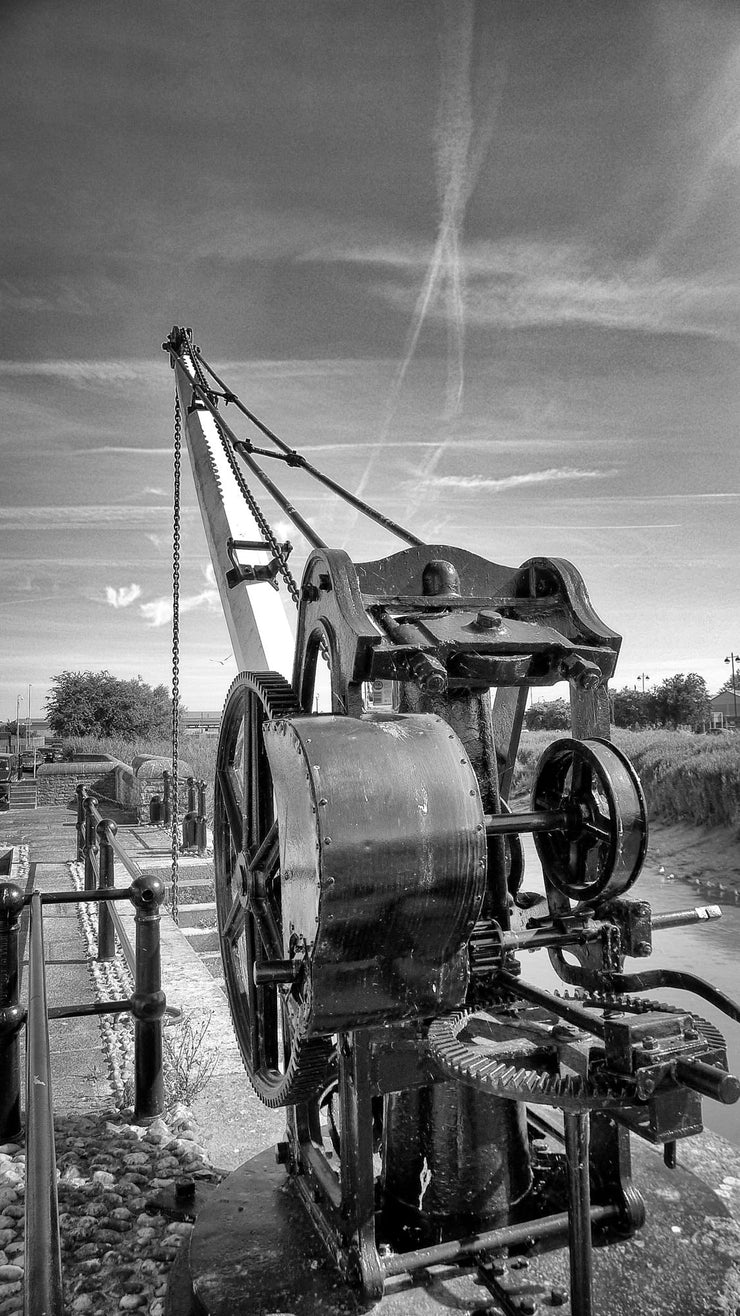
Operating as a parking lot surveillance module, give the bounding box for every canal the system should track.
[517,836,740,1147]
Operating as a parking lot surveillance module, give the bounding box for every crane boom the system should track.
[169,338,295,679]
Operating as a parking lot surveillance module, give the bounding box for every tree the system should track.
[45,671,176,740]
[651,672,709,730]
[524,698,570,731]
[611,687,654,729]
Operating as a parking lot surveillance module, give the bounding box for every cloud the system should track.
[105,583,142,609]
[0,505,178,530]
[139,564,220,628]
[422,467,614,493]
[370,238,739,341]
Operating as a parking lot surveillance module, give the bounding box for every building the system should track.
[709,689,739,730]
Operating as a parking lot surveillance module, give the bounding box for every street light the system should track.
[14,694,23,778]
[725,653,739,727]
[637,673,650,693]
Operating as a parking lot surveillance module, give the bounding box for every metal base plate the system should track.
[180,1140,740,1316]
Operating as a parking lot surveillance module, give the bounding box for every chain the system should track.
[170,390,182,925]
[184,339,302,609]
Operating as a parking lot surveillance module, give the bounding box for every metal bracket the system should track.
[225,538,292,590]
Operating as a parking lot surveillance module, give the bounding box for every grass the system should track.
[63,723,740,834]
[515,727,740,829]
[61,732,218,824]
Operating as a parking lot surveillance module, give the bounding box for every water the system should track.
[515,837,740,1148]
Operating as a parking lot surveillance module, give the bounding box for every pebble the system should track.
[0,1107,222,1314]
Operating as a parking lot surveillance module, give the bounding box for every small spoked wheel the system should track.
[214,671,333,1107]
[532,738,647,906]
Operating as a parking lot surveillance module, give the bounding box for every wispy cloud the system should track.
[421,467,614,493]
[105,583,142,609]
[139,565,219,628]
[0,505,178,530]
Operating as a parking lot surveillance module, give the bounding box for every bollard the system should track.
[96,818,117,962]
[162,770,171,827]
[83,795,99,892]
[149,794,163,825]
[129,874,166,1121]
[186,776,196,813]
[0,883,25,1142]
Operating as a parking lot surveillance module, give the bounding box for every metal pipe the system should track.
[162,770,171,828]
[498,972,607,1040]
[484,809,570,836]
[25,891,64,1315]
[564,1111,594,1316]
[0,883,24,1142]
[604,969,740,1025]
[96,818,116,962]
[651,906,722,930]
[48,1000,131,1020]
[382,1203,618,1278]
[83,794,99,891]
[129,875,166,1121]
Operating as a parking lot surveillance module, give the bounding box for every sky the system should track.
[1,0,739,723]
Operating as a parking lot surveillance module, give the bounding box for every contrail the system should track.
[354,1,507,511]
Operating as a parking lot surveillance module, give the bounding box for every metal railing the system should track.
[0,786,167,1316]
[149,771,207,853]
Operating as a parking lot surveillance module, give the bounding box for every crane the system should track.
[163,327,740,1316]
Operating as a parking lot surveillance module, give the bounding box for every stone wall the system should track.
[36,756,135,809]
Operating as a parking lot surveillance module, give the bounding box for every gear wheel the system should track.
[214,671,334,1107]
[427,995,724,1112]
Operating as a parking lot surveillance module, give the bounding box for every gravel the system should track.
[0,1107,222,1314]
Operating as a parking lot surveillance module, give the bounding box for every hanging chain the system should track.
[170,390,182,925]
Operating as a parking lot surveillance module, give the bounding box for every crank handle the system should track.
[674,1058,740,1106]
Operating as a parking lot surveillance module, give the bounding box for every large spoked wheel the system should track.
[532,738,648,907]
[214,671,333,1108]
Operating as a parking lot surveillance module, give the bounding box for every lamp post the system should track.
[725,653,739,727]
[14,695,23,779]
[637,673,650,694]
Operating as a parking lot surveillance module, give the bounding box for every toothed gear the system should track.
[427,996,724,1111]
[214,671,334,1107]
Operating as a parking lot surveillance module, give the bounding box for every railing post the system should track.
[196,779,208,855]
[83,795,99,892]
[162,770,171,827]
[129,874,166,1121]
[25,891,64,1315]
[75,783,86,861]
[0,883,24,1142]
[96,818,117,962]
[186,775,196,813]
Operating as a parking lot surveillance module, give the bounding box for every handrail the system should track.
[25,890,64,1315]
[0,785,169,1315]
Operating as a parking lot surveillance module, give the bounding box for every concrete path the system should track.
[0,802,283,1171]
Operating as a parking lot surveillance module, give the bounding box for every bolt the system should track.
[641,1035,655,1050]
[550,1288,567,1306]
[519,1297,537,1314]
[476,609,503,630]
[635,940,652,956]
[490,1260,506,1277]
